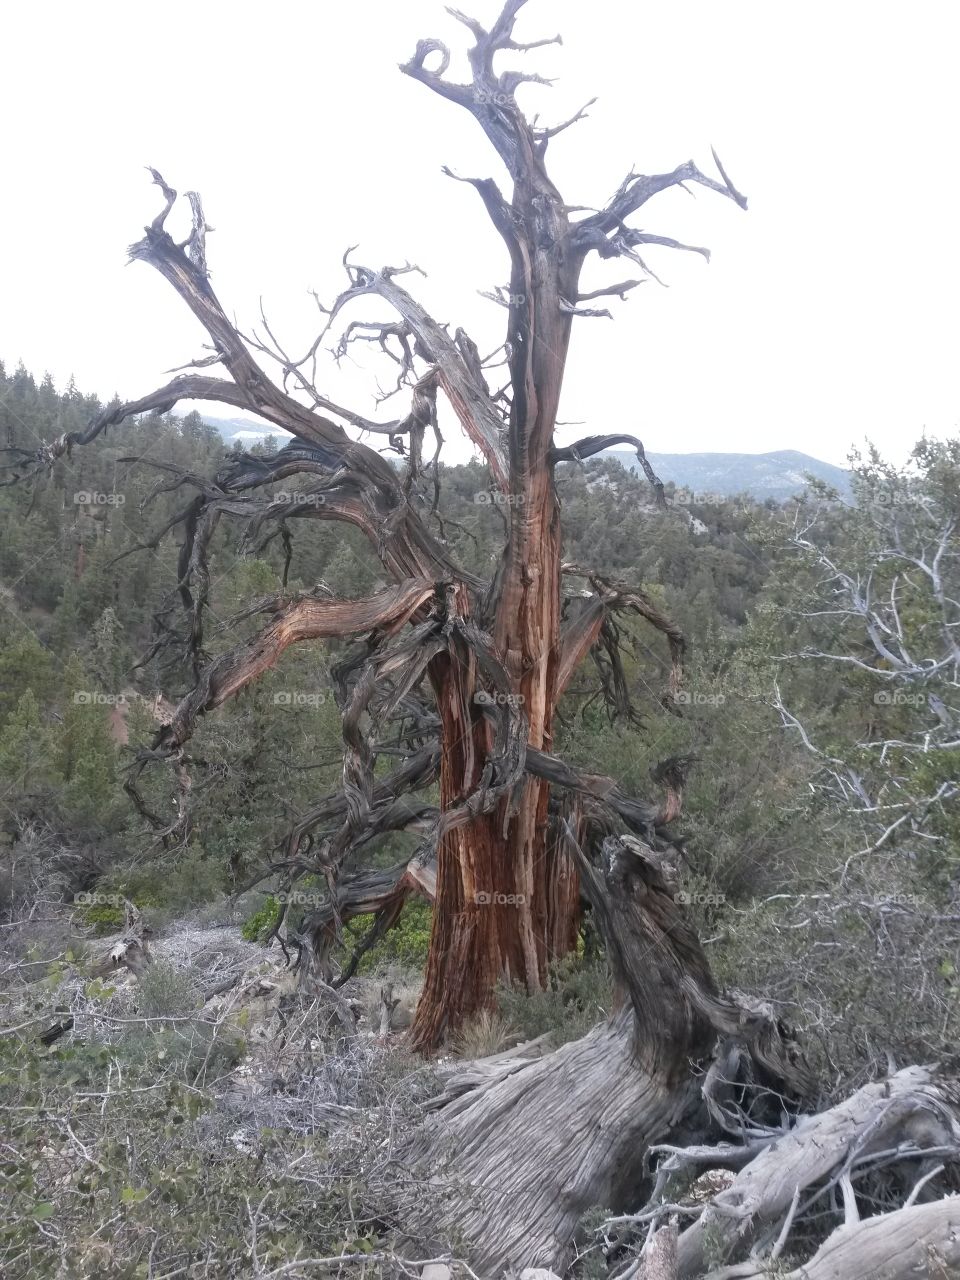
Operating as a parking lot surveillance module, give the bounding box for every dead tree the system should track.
[17,0,745,1051]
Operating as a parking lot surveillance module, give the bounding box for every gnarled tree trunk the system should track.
[398,829,810,1273]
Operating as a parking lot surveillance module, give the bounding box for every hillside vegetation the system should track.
[1,362,958,1276]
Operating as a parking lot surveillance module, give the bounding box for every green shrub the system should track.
[342,898,433,973]
[98,846,227,922]
[240,894,434,973]
[75,902,124,935]
[241,893,280,941]
[497,951,612,1046]
[136,961,200,1018]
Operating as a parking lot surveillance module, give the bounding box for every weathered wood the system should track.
[401,834,806,1273]
[707,1198,960,1280]
[405,1009,699,1274]
[676,1065,960,1277]
[641,1218,679,1280]
[89,898,153,978]
[378,981,399,1038]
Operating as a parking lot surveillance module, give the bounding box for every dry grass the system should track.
[451,1007,518,1059]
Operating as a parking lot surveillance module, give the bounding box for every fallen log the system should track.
[674,1066,960,1277]
[707,1196,960,1280]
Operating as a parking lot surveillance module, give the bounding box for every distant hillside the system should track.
[202,416,850,501]
[604,449,851,500]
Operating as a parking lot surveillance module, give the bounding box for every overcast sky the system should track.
[2,0,957,467]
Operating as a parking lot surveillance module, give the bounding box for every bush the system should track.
[74,847,228,934]
[0,987,440,1278]
[708,880,960,1090]
[119,1021,247,1086]
[240,894,434,974]
[0,1030,338,1278]
[74,901,125,935]
[497,951,612,1046]
[343,898,433,973]
[241,893,280,942]
[136,961,200,1018]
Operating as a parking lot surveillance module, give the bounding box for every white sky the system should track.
[2,0,958,467]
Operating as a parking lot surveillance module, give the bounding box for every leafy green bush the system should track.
[343,898,433,973]
[97,846,227,922]
[240,894,433,973]
[241,893,280,942]
[75,902,125,935]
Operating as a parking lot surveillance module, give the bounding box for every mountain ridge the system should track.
[200,415,850,501]
[606,448,850,499]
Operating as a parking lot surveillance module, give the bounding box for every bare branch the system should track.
[551,434,666,507]
[317,259,510,486]
[573,155,747,274]
[577,279,644,303]
[154,578,439,753]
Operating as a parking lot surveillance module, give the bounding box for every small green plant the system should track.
[240,893,434,972]
[75,902,124,935]
[342,899,433,972]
